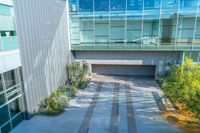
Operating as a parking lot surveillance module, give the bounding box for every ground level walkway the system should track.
[13,75,183,133]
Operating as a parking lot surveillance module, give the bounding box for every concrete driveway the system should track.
[13,75,183,133]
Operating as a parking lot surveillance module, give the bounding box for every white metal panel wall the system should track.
[13,0,70,116]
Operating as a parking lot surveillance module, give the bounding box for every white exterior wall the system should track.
[13,0,70,116]
[0,50,21,73]
[0,0,13,6]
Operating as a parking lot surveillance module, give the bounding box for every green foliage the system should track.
[69,61,89,88]
[37,88,69,115]
[37,61,90,116]
[78,80,90,89]
[69,62,81,84]
[162,57,200,116]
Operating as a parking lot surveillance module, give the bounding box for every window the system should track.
[12,113,23,128]
[0,74,3,92]
[95,21,109,43]
[180,0,197,9]
[94,0,109,11]
[69,0,78,12]
[127,20,142,44]
[176,17,196,45]
[3,69,20,89]
[110,20,125,43]
[111,0,126,11]
[1,122,12,133]
[0,105,10,127]
[9,98,23,118]
[0,4,12,16]
[0,31,16,37]
[0,93,6,106]
[144,0,160,10]
[79,0,93,12]
[143,20,159,45]
[127,0,143,11]
[80,20,94,43]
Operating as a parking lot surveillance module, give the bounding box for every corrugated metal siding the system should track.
[13,0,70,116]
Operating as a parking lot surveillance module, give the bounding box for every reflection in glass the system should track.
[69,0,78,12]
[176,16,196,45]
[1,122,12,133]
[69,0,200,48]
[194,15,200,45]
[143,20,159,45]
[94,0,109,11]
[127,0,143,11]
[9,98,22,118]
[111,0,126,11]
[80,19,94,44]
[79,0,93,12]
[12,113,23,128]
[0,4,12,16]
[95,20,109,44]
[110,18,125,44]
[144,0,160,10]
[0,105,9,127]
[0,93,6,106]
[0,75,3,92]
[3,69,20,89]
[127,19,142,45]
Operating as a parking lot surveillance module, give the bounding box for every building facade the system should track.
[69,0,200,78]
[13,0,71,119]
[0,0,24,133]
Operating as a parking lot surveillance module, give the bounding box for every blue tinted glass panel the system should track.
[0,75,3,92]
[194,14,200,45]
[0,93,6,106]
[94,0,109,11]
[144,0,160,10]
[12,113,23,128]
[127,0,143,11]
[9,98,23,118]
[79,0,93,12]
[111,0,126,11]
[3,69,20,89]
[162,0,179,10]
[1,122,11,133]
[0,105,9,127]
[69,0,78,12]
[0,4,11,16]
[180,0,198,8]
[180,0,198,13]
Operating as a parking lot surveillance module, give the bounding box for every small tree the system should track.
[69,61,89,88]
[162,57,200,117]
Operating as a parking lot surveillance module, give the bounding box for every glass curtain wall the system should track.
[0,68,24,133]
[0,3,18,52]
[69,0,200,50]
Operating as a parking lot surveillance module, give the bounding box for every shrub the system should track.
[69,85,78,97]
[63,84,78,97]
[162,58,200,116]
[69,61,89,87]
[37,88,69,115]
[78,80,89,89]
[37,62,90,116]
[69,62,81,84]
